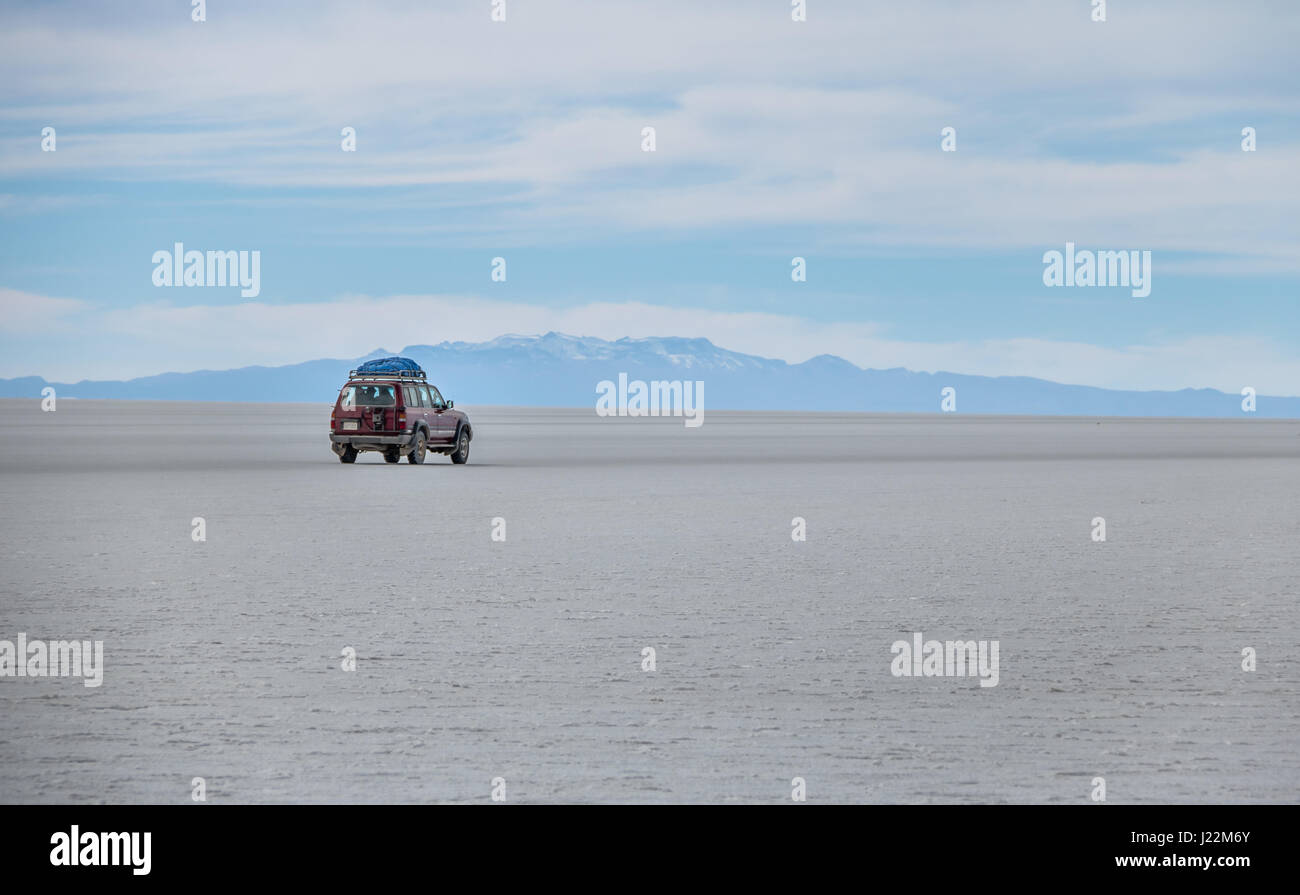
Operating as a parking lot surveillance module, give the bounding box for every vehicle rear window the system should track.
[340,384,396,408]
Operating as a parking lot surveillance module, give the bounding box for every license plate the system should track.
[342,420,358,431]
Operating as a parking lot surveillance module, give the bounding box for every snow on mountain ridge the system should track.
[404,332,792,371]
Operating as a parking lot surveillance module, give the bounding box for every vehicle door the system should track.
[402,385,426,441]
[425,384,452,442]
[346,382,398,433]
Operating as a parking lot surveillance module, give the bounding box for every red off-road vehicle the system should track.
[328,358,472,464]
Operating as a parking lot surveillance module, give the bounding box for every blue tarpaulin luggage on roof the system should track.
[354,356,422,374]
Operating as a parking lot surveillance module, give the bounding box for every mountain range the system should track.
[2,332,1296,417]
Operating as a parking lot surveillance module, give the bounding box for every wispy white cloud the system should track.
[0,287,91,333]
[2,1,1296,264]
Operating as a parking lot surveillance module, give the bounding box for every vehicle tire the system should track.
[339,446,358,464]
[383,446,401,463]
[450,427,470,464]
[407,430,427,464]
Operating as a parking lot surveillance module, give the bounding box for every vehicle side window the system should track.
[427,386,443,408]
[402,386,415,407]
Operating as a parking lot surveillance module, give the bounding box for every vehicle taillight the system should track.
[330,409,336,430]
[398,410,406,429]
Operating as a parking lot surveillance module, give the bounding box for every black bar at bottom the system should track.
[0,804,1286,882]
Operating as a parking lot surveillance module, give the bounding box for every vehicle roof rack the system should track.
[347,369,426,380]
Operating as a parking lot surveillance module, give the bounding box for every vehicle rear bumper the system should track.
[329,432,414,450]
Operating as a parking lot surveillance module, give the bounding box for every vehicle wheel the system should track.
[407,431,427,464]
[383,446,401,463]
[450,428,470,464]
[339,446,358,464]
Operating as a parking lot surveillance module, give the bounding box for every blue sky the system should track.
[1,0,1298,391]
